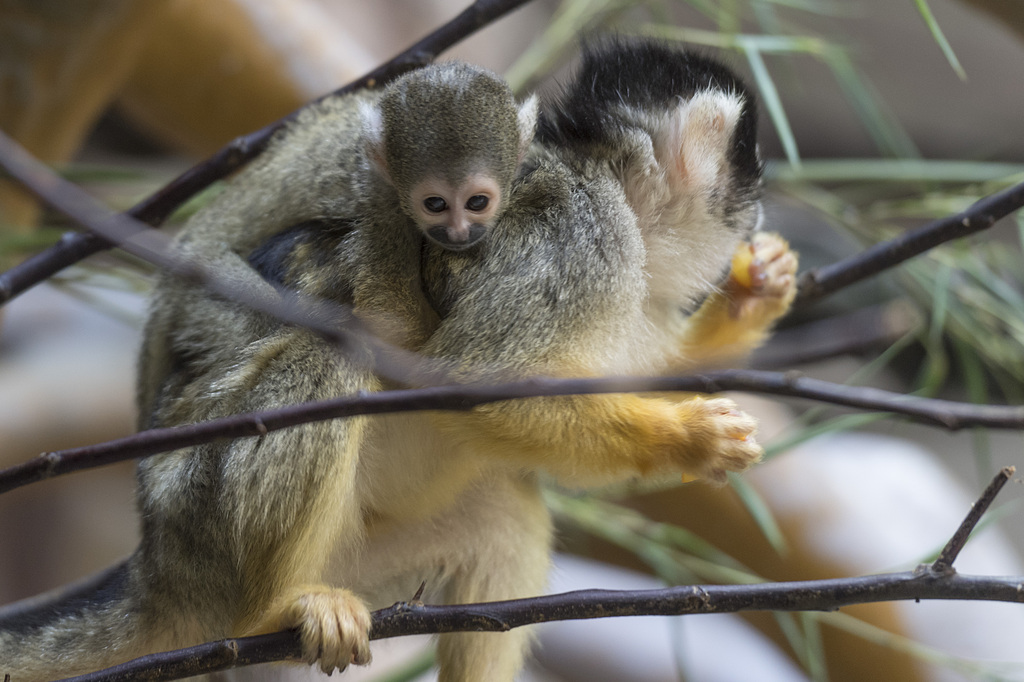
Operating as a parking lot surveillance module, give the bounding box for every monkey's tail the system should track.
[0,559,149,681]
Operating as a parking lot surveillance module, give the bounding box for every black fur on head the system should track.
[539,38,762,190]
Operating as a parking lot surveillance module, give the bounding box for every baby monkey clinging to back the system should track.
[138,60,538,408]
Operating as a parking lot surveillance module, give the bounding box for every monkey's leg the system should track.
[346,472,551,682]
[673,232,797,369]
[140,329,376,675]
[434,475,550,682]
[226,340,373,674]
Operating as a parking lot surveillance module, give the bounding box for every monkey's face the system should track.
[408,173,502,251]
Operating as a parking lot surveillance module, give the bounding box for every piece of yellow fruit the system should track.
[731,242,755,289]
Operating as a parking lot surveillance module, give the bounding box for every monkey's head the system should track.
[363,61,538,251]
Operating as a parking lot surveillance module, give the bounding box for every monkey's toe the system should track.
[273,585,372,674]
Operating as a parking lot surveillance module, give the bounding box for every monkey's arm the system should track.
[429,392,759,485]
[349,207,440,351]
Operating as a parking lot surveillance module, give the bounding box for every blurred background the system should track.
[1,1,1024,680]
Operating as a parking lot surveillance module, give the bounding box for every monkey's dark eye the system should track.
[423,197,447,213]
[466,195,489,212]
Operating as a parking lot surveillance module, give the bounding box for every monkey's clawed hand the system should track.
[674,396,762,484]
[728,232,798,322]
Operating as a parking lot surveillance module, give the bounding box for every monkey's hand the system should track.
[728,231,798,324]
[263,585,372,674]
[673,396,762,484]
[676,232,797,367]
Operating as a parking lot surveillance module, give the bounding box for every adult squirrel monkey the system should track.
[0,41,796,681]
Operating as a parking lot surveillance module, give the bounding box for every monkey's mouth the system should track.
[425,224,488,251]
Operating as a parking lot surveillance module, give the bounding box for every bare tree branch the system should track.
[932,465,1015,572]
[51,467,1023,682]
[795,179,1024,305]
[3,368,1023,496]
[60,572,1024,682]
[0,0,536,306]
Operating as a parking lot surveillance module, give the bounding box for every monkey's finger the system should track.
[317,606,345,674]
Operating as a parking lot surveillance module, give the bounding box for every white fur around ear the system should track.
[359,99,390,181]
[516,93,540,160]
[658,90,744,189]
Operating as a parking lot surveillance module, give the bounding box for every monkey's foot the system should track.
[271,585,372,674]
[676,397,762,484]
[728,232,798,322]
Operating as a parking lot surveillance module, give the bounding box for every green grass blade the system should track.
[766,159,1024,184]
[729,472,789,555]
[505,0,619,91]
[913,0,967,80]
[823,49,920,158]
[801,611,830,682]
[744,45,801,168]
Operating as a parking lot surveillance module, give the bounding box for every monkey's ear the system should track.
[657,90,745,191]
[359,100,391,183]
[516,94,540,161]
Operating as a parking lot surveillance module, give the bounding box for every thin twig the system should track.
[931,465,1016,573]
[58,571,1024,682]
[795,179,1024,306]
[3,369,1024,496]
[0,0,535,306]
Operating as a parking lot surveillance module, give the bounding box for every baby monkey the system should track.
[239,60,539,353]
[346,60,538,348]
[364,60,537,250]
[138,60,538,412]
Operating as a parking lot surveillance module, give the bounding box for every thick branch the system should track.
[3,368,1023,495]
[58,571,1024,682]
[796,179,1024,305]
[0,0,535,305]
[55,468,1023,681]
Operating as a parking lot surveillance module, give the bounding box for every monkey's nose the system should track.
[426,223,487,251]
